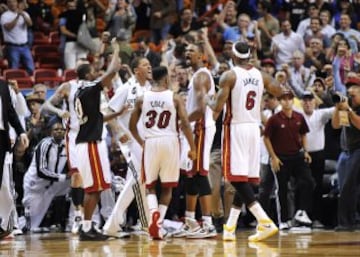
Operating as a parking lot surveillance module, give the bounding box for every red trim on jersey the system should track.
[161,182,178,188]
[85,142,110,193]
[223,95,232,180]
[225,174,260,183]
[65,130,79,175]
[146,180,157,189]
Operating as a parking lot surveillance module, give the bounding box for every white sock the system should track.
[158,204,168,223]
[146,194,158,214]
[82,220,92,232]
[249,202,270,222]
[202,215,213,225]
[226,208,241,228]
[185,211,195,219]
[74,210,82,218]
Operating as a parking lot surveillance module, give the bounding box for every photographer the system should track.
[331,77,360,231]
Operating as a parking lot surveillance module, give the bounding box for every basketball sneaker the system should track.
[173,217,200,238]
[149,211,164,240]
[223,224,236,241]
[72,215,83,234]
[79,224,109,241]
[187,221,217,239]
[294,210,312,226]
[248,220,278,242]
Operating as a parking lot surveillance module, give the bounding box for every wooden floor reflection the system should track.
[1,230,360,257]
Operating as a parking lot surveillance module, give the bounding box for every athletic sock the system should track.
[249,202,270,223]
[147,194,158,214]
[74,210,82,218]
[158,204,168,223]
[226,208,241,228]
[185,211,195,219]
[202,215,213,225]
[82,220,92,232]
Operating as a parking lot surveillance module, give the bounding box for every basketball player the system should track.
[74,39,121,241]
[206,41,282,242]
[174,42,217,238]
[43,58,126,233]
[129,66,196,239]
[103,57,153,236]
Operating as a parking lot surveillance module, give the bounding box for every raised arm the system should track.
[42,82,70,118]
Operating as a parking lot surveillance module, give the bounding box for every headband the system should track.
[232,43,251,59]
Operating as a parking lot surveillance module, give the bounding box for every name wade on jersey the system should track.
[243,78,259,87]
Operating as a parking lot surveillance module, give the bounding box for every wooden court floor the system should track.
[1,230,360,257]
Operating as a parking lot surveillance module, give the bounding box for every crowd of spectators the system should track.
[1,0,360,235]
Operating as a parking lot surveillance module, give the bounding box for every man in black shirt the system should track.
[74,39,121,241]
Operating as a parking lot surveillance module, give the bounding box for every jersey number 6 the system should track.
[246,91,256,110]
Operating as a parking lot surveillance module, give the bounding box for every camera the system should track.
[332,93,347,104]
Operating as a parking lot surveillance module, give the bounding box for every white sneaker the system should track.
[223,224,236,241]
[294,210,312,226]
[248,220,278,242]
[187,222,217,239]
[71,216,83,234]
[173,217,200,238]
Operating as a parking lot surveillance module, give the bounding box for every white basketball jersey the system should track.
[228,66,264,124]
[67,80,80,132]
[142,90,178,138]
[186,67,215,128]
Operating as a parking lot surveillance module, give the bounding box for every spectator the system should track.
[304,17,331,49]
[271,19,305,70]
[264,90,315,230]
[260,58,276,77]
[283,50,315,98]
[0,0,35,74]
[59,0,87,69]
[150,0,176,45]
[333,0,358,30]
[319,9,336,39]
[304,38,327,70]
[27,0,54,35]
[24,93,49,163]
[168,7,204,39]
[337,13,360,53]
[256,0,280,59]
[300,91,334,228]
[296,4,320,38]
[331,77,360,231]
[283,0,308,31]
[105,0,137,42]
[134,37,161,68]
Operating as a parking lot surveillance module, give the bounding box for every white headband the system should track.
[232,43,251,59]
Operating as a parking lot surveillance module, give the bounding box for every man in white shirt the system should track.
[301,91,334,227]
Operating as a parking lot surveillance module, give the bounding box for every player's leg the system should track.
[77,142,110,241]
[0,153,14,238]
[65,130,84,234]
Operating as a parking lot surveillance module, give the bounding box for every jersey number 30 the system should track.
[145,110,171,129]
[246,91,256,110]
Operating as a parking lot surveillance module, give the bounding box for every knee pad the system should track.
[185,176,199,196]
[197,175,212,197]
